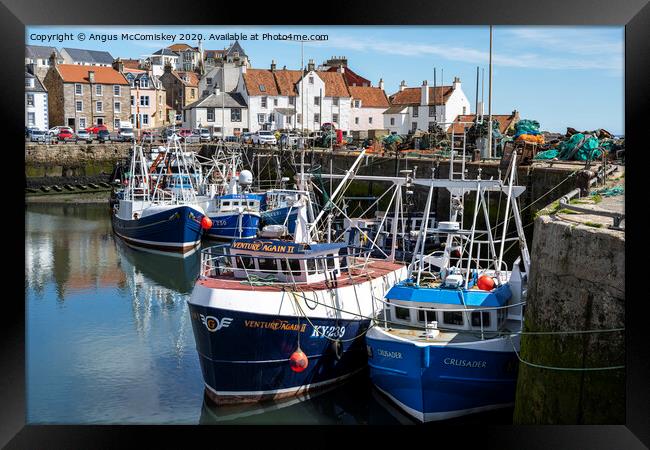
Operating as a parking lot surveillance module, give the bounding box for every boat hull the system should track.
[205,212,260,240]
[188,305,369,404]
[112,204,204,256]
[366,328,519,422]
[261,206,298,234]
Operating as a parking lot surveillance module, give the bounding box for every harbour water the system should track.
[25,202,514,425]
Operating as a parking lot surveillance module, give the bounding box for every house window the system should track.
[75,84,82,95]
[314,96,320,106]
[114,101,121,112]
[394,306,410,321]
[96,101,103,113]
[297,114,301,124]
[26,94,34,106]
[332,113,339,124]
[333,97,339,106]
[27,112,35,126]
[231,108,241,122]
[113,85,120,96]
[308,76,314,84]
[114,119,120,128]
[412,106,419,117]
[190,89,195,98]
[443,311,464,326]
[25,78,33,88]
[289,97,295,105]
[130,95,134,106]
[411,122,417,132]
[314,113,320,123]
[354,117,359,125]
[206,77,212,86]
[354,100,360,108]
[141,114,149,125]
[429,106,435,117]
[78,118,86,129]
[96,85,103,96]
[207,108,215,122]
[97,118,104,125]
[390,118,395,126]
[140,96,150,106]
[463,106,467,114]
[140,78,149,89]
[369,117,373,124]
[428,122,436,131]
[269,114,275,123]
[75,101,83,112]
[258,113,266,124]
[273,98,278,106]
[261,97,267,108]
[259,84,266,92]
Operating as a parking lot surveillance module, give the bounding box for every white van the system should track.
[117,121,135,142]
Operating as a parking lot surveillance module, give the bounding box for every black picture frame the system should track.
[6,0,648,447]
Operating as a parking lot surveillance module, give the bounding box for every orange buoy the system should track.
[289,348,309,373]
[200,216,213,230]
[477,275,495,291]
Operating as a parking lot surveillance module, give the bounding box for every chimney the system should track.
[88,70,95,83]
[421,80,429,105]
[164,63,172,74]
[307,59,315,72]
[49,51,58,68]
[112,57,124,73]
[241,65,246,74]
[378,78,384,91]
[283,65,287,70]
[399,80,406,92]
[338,64,344,74]
[452,76,461,90]
[270,59,276,72]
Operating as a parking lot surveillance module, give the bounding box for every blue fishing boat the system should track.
[366,159,531,422]
[204,192,261,239]
[111,140,212,256]
[187,184,407,404]
[260,189,303,234]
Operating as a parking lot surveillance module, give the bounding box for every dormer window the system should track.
[354,100,360,108]
[309,76,314,84]
[259,84,265,92]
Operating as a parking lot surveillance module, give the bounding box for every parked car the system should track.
[141,130,156,143]
[75,129,93,143]
[195,128,211,142]
[97,129,111,143]
[224,135,239,143]
[29,129,47,143]
[251,130,277,145]
[86,124,108,135]
[48,126,73,136]
[240,132,254,144]
[57,129,74,142]
[117,122,135,142]
[279,132,300,147]
[178,128,192,138]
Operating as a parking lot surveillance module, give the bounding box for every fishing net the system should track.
[592,185,624,197]
[514,119,541,137]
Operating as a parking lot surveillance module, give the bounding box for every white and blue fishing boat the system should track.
[365,155,531,422]
[111,138,212,256]
[187,150,408,404]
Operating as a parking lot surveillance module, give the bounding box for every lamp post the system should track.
[135,79,141,133]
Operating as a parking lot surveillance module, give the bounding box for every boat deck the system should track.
[197,260,404,292]
[378,319,522,345]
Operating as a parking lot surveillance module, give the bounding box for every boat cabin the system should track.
[218,194,261,213]
[225,238,346,284]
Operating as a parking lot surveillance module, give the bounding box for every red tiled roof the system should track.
[348,86,389,108]
[390,86,453,106]
[449,113,520,134]
[56,64,129,85]
[168,43,197,52]
[273,69,302,96]
[174,71,199,87]
[325,66,370,87]
[316,71,350,97]
[243,69,279,96]
[122,59,141,70]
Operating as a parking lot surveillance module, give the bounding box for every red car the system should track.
[57,129,74,141]
[86,125,108,134]
[178,128,192,138]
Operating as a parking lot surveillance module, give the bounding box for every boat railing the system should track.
[199,244,378,285]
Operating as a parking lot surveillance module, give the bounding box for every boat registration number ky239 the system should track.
[310,325,346,339]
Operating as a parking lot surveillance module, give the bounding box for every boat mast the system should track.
[487,25,494,158]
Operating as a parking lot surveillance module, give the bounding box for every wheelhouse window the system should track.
[471,311,491,328]
[395,306,411,321]
[257,258,278,272]
[443,311,464,326]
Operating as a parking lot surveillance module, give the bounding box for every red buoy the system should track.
[289,348,309,373]
[477,275,495,291]
[200,216,213,230]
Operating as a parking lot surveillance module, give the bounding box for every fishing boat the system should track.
[187,150,408,404]
[365,154,531,422]
[111,138,213,256]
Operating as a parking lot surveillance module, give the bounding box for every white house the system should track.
[147,48,179,77]
[183,90,248,136]
[25,71,48,130]
[348,79,390,132]
[199,63,244,98]
[168,43,201,72]
[384,77,471,134]
[235,60,352,133]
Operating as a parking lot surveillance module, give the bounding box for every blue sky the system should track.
[27,26,624,134]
